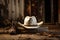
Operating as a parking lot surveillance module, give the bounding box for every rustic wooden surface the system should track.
[0,33,60,40]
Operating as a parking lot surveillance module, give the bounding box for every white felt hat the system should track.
[18,16,43,29]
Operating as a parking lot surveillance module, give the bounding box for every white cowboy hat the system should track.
[18,16,43,29]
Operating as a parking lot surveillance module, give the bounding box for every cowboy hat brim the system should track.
[18,21,43,29]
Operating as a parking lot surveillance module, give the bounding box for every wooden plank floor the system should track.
[0,34,60,40]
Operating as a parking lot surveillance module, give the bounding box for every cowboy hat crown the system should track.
[24,16,37,26]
